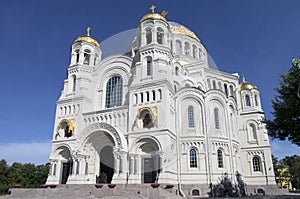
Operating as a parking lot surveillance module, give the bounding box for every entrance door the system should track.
[98,146,114,183]
[61,162,70,184]
[143,158,157,183]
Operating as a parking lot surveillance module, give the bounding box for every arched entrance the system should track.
[99,146,114,183]
[56,146,72,184]
[83,131,115,183]
[136,138,161,183]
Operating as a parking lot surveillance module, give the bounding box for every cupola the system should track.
[74,27,100,47]
[238,75,258,91]
[140,5,168,24]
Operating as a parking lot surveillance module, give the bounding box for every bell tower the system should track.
[134,5,172,82]
[62,27,102,97]
[127,6,177,184]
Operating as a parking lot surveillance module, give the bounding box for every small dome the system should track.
[169,21,200,42]
[74,27,100,47]
[238,76,257,91]
[140,13,167,23]
[140,5,167,23]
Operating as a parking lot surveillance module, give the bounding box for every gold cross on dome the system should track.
[150,5,156,13]
[161,10,168,17]
[86,26,91,36]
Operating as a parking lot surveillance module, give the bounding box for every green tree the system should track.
[266,57,300,146]
[0,159,9,194]
[280,155,300,189]
[34,163,50,186]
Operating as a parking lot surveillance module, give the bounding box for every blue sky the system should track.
[0,0,299,165]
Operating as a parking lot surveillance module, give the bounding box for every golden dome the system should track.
[169,22,200,42]
[74,27,100,47]
[140,5,167,23]
[238,75,258,91]
[140,13,167,23]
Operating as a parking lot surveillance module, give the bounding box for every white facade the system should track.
[47,9,275,189]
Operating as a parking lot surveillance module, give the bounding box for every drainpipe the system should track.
[175,95,186,198]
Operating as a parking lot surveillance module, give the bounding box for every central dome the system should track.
[169,21,200,42]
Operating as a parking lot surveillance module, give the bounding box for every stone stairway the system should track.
[6,184,183,199]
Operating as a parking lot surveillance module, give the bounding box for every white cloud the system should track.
[0,141,51,165]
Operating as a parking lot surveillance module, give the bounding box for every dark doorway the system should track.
[143,158,157,183]
[61,162,71,184]
[98,146,114,183]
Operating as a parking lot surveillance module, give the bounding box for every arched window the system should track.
[140,92,144,103]
[229,85,234,97]
[192,189,200,196]
[146,91,150,102]
[184,42,190,56]
[189,149,197,168]
[146,56,152,76]
[217,149,223,168]
[175,67,179,75]
[75,49,80,63]
[176,40,181,54]
[214,108,220,129]
[72,75,76,92]
[157,27,164,44]
[105,76,123,108]
[152,90,156,101]
[134,94,138,104]
[94,54,98,66]
[252,156,261,171]
[212,80,216,89]
[158,89,162,100]
[83,49,91,65]
[146,28,152,44]
[245,95,251,106]
[192,45,197,58]
[224,84,228,97]
[207,79,211,90]
[188,106,195,128]
[199,48,203,60]
[254,94,258,106]
[250,124,257,140]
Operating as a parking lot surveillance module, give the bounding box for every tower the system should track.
[127,5,177,184]
[47,27,102,184]
[237,75,275,185]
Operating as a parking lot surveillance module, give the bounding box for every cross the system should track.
[161,10,168,17]
[86,26,91,36]
[150,5,156,13]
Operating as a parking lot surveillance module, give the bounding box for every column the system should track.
[114,155,120,175]
[79,50,84,64]
[152,29,157,44]
[141,31,146,46]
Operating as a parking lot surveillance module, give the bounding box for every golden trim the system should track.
[75,36,100,47]
[170,25,200,42]
[140,13,167,23]
[56,119,75,135]
[134,107,158,127]
[238,82,257,91]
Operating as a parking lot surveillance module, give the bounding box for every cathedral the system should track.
[46,6,276,195]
